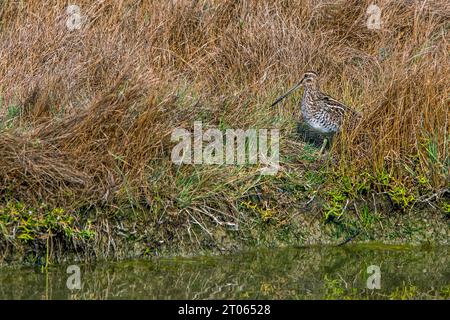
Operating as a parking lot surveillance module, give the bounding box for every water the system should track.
[0,245,449,299]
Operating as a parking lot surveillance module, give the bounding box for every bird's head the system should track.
[300,71,319,89]
[270,71,319,107]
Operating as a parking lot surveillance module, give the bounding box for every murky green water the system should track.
[0,245,449,299]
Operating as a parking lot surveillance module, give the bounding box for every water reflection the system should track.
[0,245,448,299]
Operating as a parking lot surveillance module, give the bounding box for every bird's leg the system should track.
[319,138,328,155]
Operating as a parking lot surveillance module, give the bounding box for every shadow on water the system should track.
[0,245,449,299]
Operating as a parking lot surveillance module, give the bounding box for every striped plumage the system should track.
[272,71,359,134]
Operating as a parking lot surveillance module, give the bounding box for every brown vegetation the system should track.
[0,0,448,217]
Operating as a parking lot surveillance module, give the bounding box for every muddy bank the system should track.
[0,193,448,265]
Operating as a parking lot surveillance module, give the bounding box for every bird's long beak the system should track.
[270,79,303,107]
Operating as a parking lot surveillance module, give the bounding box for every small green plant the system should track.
[7,104,21,119]
[339,174,371,197]
[425,134,439,164]
[0,104,21,129]
[388,185,415,209]
[299,143,319,162]
[324,189,347,221]
[360,204,377,228]
[417,175,428,185]
[442,202,450,216]
[240,200,275,223]
[0,201,95,244]
[375,169,391,188]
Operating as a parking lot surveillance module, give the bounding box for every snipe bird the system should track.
[271,71,359,135]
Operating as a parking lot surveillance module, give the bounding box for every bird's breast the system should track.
[306,117,338,134]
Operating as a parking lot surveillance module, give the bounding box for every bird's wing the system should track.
[321,95,359,117]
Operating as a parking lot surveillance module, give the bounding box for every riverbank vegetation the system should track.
[0,0,448,263]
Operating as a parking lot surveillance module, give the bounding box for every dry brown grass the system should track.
[0,0,448,212]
